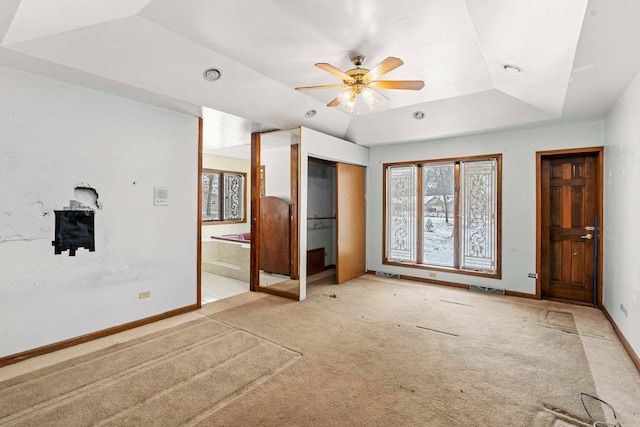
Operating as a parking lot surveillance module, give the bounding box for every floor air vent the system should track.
[469,285,505,295]
[375,271,401,279]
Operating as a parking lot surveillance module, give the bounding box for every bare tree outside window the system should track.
[423,164,454,224]
[423,163,455,266]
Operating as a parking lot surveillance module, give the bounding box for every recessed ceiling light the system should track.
[503,64,521,73]
[305,109,317,118]
[413,111,425,120]
[203,68,221,81]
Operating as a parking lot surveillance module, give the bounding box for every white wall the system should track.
[0,66,198,358]
[367,120,604,294]
[603,70,640,357]
[201,153,250,237]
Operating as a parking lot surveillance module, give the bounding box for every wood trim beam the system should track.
[0,304,199,368]
[290,143,299,280]
[250,132,260,292]
[197,118,203,308]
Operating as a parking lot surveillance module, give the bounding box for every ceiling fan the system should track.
[295,55,425,112]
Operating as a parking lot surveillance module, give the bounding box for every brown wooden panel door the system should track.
[259,196,291,275]
[540,154,597,303]
[336,163,366,284]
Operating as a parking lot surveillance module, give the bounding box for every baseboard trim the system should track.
[505,290,539,299]
[0,303,200,368]
[601,306,640,373]
[366,270,537,298]
[257,286,300,301]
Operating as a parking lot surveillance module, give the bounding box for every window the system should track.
[384,154,501,276]
[202,169,246,223]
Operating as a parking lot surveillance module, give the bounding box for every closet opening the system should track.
[306,158,337,285]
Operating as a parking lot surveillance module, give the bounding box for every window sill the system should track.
[202,219,246,225]
[383,260,501,279]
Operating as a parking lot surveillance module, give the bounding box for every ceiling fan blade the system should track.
[295,83,347,91]
[373,80,425,90]
[327,97,341,107]
[315,63,355,82]
[363,57,404,81]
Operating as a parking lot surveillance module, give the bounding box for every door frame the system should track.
[535,146,604,306]
[250,130,301,300]
[197,118,203,308]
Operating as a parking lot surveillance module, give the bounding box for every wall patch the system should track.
[52,210,95,256]
[52,183,99,256]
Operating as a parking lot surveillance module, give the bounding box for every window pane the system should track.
[223,173,244,221]
[202,173,220,221]
[422,163,455,267]
[387,166,417,263]
[460,159,497,272]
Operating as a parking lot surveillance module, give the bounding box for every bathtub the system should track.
[210,232,251,244]
[202,234,250,282]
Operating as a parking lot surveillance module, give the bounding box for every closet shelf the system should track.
[307,216,335,220]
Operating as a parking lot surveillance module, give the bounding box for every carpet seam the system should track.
[94,340,300,426]
[184,351,302,426]
[0,318,221,390]
[1,327,245,425]
[208,318,304,357]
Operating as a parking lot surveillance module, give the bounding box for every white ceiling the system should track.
[2,0,640,151]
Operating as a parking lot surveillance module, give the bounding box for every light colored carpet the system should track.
[0,318,300,426]
[201,276,635,426]
[1,275,638,426]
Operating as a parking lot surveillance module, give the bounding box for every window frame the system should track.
[201,168,247,224]
[383,154,502,278]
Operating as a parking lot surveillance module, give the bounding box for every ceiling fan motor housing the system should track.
[351,55,366,67]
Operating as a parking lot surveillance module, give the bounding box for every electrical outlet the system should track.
[428,272,437,278]
[620,304,628,317]
[528,273,538,279]
[138,290,151,299]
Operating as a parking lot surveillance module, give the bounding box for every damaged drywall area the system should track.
[73,183,102,210]
[52,183,101,256]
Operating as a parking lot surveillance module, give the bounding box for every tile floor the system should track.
[201,271,249,304]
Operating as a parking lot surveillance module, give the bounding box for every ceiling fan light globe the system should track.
[337,90,351,105]
[362,88,381,110]
[343,99,355,112]
[338,89,357,112]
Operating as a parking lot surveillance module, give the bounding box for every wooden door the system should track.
[259,196,291,275]
[336,163,366,284]
[540,154,597,303]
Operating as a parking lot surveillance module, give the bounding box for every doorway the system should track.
[250,129,301,300]
[536,147,603,305]
[306,158,366,285]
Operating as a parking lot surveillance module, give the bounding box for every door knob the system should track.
[581,233,593,240]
